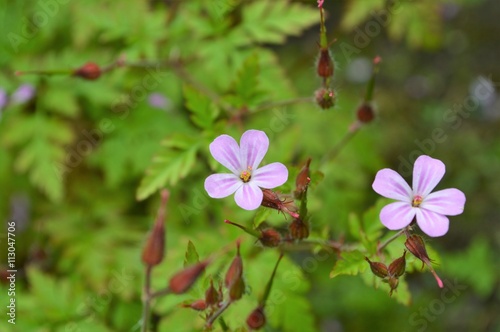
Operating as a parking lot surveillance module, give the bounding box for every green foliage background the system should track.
[0,0,499,331]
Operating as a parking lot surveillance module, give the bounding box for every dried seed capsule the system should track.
[74,62,101,80]
[169,261,209,294]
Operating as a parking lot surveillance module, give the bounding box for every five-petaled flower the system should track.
[372,155,466,237]
[204,130,288,210]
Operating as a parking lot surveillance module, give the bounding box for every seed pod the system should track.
[356,103,375,123]
[141,190,169,266]
[294,158,311,199]
[405,235,431,265]
[182,299,207,311]
[74,62,101,80]
[289,218,309,240]
[388,251,406,278]
[259,228,282,247]
[225,244,243,288]
[205,279,220,307]
[317,48,334,78]
[228,277,245,301]
[365,257,389,279]
[314,88,335,110]
[261,189,298,218]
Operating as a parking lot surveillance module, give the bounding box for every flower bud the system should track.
[225,243,243,288]
[365,257,388,279]
[387,276,399,296]
[228,276,245,301]
[261,189,298,218]
[294,158,311,199]
[74,62,101,80]
[182,299,207,311]
[205,278,220,307]
[317,48,334,78]
[314,88,335,110]
[356,103,375,123]
[246,306,266,330]
[388,251,406,278]
[141,190,169,266]
[259,228,282,247]
[405,235,443,288]
[169,261,209,294]
[288,218,309,240]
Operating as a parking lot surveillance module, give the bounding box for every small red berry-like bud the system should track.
[365,257,389,279]
[141,190,169,266]
[294,158,311,199]
[261,189,299,218]
[205,278,220,307]
[225,243,243,288]
[314,87,335,110]
[356,103,375,123]
[182,299,207,311]
[73,62,101,80]
[288,218,309,240]
[169,260,209,294]
[388,251,406,278]
[259,228,282,247]
[246,306,266,330]
[317,48,334,78]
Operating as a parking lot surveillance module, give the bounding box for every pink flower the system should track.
[318,0,324,8]
[204,130,288,210]
[372,155,466,237]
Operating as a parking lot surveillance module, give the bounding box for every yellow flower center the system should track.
[240,167,252,183]
[412,195,423,207]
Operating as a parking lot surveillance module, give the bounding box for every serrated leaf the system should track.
[348,213,361,240]
[184,240,200,267]
[330,250,367,278]
[184,85,219,130]
[231,53,262,106]
[136,137,200,200]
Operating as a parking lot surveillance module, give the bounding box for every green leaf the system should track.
[230,53,262,107]
[253,208,272,228]
[330,250,367,278]
[184,240,200,267]
[136,135,200,200]
[184,85,219,130]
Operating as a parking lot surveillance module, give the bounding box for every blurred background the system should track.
[0,0,499,331]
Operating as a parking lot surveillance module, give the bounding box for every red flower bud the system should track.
[141,190,169,266]
[405,235,443,288]
[294,158,311,199]
[356,103,375,123]
[169,260,209,294]
[388,251,406,278]
[205,278,220,307]
[225,243,243,288]
[261,189,298,218]
[182,299,207,311]
[314,88,336,110]
[246,306,266,330]
[387,276,399,296]
[317,48,334,78]
[289,218,309,240]
[365,257,389,279]
[73,62,101,80]
[259,228,282,247]
[228,276,245,301]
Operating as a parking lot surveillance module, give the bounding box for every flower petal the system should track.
[415,208,449,237]
[372,169,412,201]
[421,188,466,216]
[209,135,242,175]
[252,162,288,188]
[379,202,416,230]
[412,155,445,197]
[239,130,269,170]
[204,173,242,198]
[234,183,263,210]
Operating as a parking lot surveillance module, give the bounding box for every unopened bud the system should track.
[142,190,169,266]
[225,243,243,288]
[229,276,245,301]
[205,279,220,307]
[317,48,334,78]
[169,260,209,294]
[288,218,309,240]
[388,251,406,278]
[387,276,399,296]
[182,299,207,311]
[294,158,311,199]
[314,88,335,110]
[259,228,282,247]
[261,189,298,218]
[365,257,388,279]
[356,103,375,123]
[405,235,443,288]
[246,306,266,330]
[74,62,101,80]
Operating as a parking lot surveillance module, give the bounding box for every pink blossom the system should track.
[318,0,324,8]
[372,155,466,237]
[204,130,288,210]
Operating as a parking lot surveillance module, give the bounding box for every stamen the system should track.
[240,170,251,183]
[412,195,423,207]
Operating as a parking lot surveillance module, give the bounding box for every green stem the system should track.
[377,229,406,254]
[205,301,231,328]
[141,265,152,332]
[251,97,314,114]
[320,127,359,166]
[261,253,284,307]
